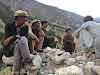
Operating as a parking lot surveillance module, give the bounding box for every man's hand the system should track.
[3,36,14,46]
[35,37,39,43]
[39,29,45,37]
[86,51,93,57]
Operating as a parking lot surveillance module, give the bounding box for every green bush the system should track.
[47,27,56,36]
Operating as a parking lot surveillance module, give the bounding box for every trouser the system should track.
[0,47,3,63]
[13,37,31,75]
[38,36,44,49]
[95,37,100,59]
[94,37,100,65]
[28,36,44,53]
[28,37,35,53]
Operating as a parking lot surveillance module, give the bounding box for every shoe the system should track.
[32,51,37,55]
[36,48,43,53]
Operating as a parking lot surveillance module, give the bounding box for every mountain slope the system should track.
[0,0,83,28]
[0,1,14,24]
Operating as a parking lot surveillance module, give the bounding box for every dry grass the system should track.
[0,67,12,75]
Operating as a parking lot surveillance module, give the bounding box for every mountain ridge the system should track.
[0,0,83,29]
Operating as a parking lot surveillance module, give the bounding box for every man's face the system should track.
[42,23,48,29]
[58,38,62,43]
[34,21,41,30]
[66,30,72,36]
[16,16,26,25]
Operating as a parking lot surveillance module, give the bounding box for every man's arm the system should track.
[28,25,38,39]
[3,36,14,46]
[3,24,15,46]
[28,25,39,43]
[39,29,45,37]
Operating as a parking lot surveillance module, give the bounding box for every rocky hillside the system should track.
[0,0,83,28]
[0,1,14,24]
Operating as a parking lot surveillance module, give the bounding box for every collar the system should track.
[16,23,25,28]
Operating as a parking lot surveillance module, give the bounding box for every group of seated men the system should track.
[1,10,55,73]
[0,10,75,74]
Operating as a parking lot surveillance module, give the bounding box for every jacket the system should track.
[5,22,28,44]
[63,35,75,54]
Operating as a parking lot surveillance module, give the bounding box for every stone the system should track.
[64,58,76,66]
[55,65,84,75]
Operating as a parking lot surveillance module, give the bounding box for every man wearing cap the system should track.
[28,19,45,52]
[3,10,33,74]
[41,21,55,49]
[63,28,75,54]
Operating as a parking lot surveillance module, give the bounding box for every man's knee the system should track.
[20,37,28,43]
[16,37,28,45]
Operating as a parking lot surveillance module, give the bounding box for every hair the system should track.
[32,21,40,27]
[57,36,62,40]
[15,16,26,20]
[65,28,72,32]
[15,16,19,20]
[41,21,48,25]
[84,16,94,22]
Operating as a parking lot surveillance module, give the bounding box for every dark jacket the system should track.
[42,28,55,48]
[4,22,28,57]
[31,26,40,38]
[63,35,75,54]
[5,22,28,44]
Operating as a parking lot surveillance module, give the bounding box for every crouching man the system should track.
[3,10,33,75]
[28,20,45,53]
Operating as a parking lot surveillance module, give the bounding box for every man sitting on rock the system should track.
[63,28,75,54]
[28,19,45,53]
[41,21,55,49]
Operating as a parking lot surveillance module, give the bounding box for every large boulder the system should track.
[93,66,100,75]
[51,51,71,65]
[64,58,76,66]
[2,55,14,65]
[2,54,42,70]
[31,54,42,70]
[83,62,98,75]
[55,65,84,75]
[75,55,87,64]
